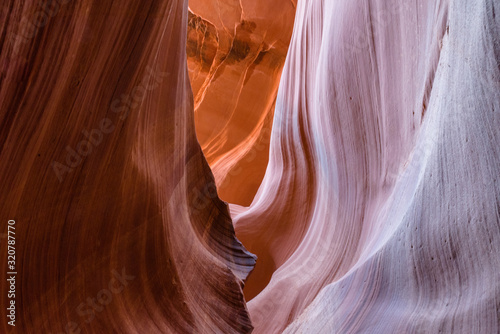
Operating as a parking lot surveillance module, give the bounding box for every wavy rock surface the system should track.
[232,0,500,333]
[0,0,255,333]
[1,0,499,333]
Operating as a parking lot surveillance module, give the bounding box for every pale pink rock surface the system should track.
[230,0,500,332]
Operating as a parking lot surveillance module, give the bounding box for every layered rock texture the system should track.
[232,0,500,332]
[1,0,499,333]
[0,1,255,333]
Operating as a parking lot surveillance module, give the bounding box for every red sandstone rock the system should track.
[0,1,254,333]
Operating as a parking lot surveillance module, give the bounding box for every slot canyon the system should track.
[0,0,499,333]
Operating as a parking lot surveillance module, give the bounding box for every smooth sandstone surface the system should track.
[230,0,500,333]
[0,1,255,333]
[0,0,498,333]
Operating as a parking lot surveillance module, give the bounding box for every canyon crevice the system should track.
[0,0,499,333]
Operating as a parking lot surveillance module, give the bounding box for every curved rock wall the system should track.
[233,0,500,333]
[0,1,255,333]
[0,0,498,333]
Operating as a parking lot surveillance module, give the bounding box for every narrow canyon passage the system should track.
[0,0,498,333]
[189,0,500,333]
[186,0,298,303]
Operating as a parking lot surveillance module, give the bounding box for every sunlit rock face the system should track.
[187,0,296,206]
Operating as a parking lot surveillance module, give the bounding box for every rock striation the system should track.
[231,0,500,333]
[1,0,499,333]
[0,1,255,333]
